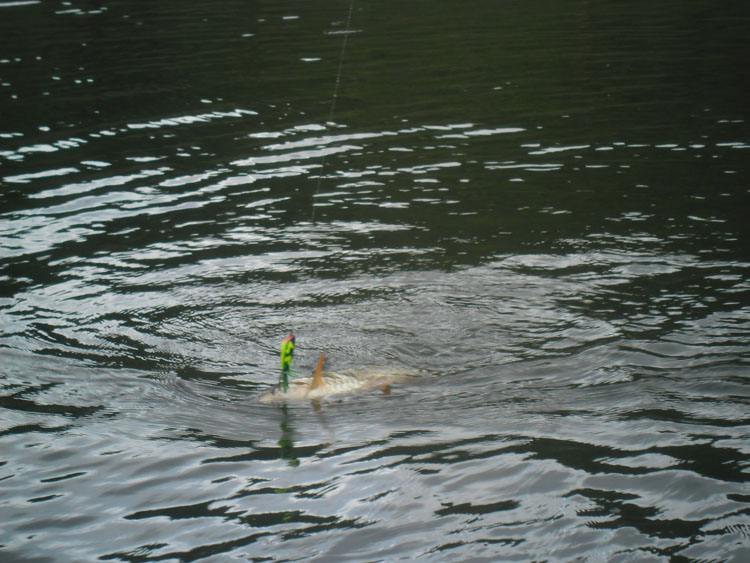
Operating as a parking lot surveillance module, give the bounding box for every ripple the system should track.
[2,0,749,560]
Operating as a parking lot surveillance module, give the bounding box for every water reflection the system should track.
[277,404,299,468]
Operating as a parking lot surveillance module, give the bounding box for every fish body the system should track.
[259,367,415,403]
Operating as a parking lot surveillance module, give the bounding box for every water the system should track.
[1,0,749,560]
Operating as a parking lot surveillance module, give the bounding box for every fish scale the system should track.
[259,368,415,402]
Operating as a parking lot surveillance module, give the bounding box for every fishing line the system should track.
[310,0,355,222]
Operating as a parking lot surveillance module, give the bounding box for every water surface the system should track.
[1,1,749,561]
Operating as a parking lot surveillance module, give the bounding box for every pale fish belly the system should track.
[259,367,416,403]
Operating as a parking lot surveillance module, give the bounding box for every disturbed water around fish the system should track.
[1,1,749,561]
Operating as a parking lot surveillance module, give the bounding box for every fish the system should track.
[260,350,416,403]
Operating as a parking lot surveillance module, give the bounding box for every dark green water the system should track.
[1,1,749,561]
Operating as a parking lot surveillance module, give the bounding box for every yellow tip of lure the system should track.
[280,334,295,372]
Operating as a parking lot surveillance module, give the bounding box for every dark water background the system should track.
[2,1,749,561]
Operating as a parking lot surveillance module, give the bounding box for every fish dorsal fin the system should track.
[311,351,325,390]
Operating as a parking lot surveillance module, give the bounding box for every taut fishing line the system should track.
[278,2,354,389]
[310,0,355,222]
